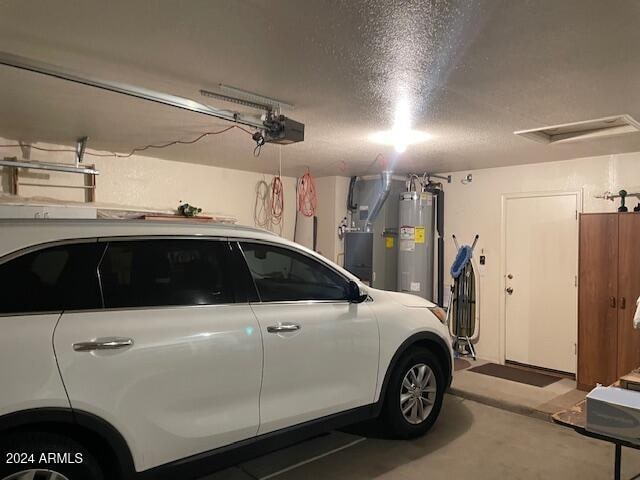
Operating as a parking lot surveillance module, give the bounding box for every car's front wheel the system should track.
[380,348,445,438]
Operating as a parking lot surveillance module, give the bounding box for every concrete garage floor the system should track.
[450,358,587,420]
[203,395,640,480]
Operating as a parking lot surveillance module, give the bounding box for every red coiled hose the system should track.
[297,171,317,217]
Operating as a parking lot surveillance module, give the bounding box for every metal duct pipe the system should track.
[347,176,358,211]
[424,181,445,306]
[365,170,393,232]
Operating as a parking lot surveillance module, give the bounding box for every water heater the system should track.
[398,191,435,300]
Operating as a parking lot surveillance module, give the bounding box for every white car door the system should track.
[0,240,105,415]
[54,238,263,472]
[238,241,379,434]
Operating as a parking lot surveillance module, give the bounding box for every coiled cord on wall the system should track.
[297,171,317,217]
[254,179,272,229]
[271,175,284,227]
[253,145,285,235]
[254,175,284,234]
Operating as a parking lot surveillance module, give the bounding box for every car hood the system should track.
[376,289,436,308]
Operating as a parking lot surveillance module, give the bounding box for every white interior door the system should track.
[504,193,578,374]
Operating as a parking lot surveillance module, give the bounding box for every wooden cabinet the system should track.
[617,214,640,377]
[578,213,640,390]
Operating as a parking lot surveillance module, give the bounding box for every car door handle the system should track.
[267,324,301,333]
[73,337,134,352]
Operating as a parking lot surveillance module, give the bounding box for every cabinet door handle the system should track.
[621,297,626,309]
[610,296,616,308]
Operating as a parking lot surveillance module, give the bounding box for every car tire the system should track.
[380,347,445,439]
[0,432,104,480]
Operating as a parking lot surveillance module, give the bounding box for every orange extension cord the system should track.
[297,171,317,217]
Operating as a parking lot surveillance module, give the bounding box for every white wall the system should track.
[314,175,350,266]
[442,152,640,362]
[0,138,297,240]
[334,177,350,266]
[314,176,336,260]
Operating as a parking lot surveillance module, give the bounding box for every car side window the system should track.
[240,242,350,302]
[0,242,103,314]
[98,239,235,308]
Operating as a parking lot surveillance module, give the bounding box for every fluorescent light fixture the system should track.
[368,98,432,152]
[514,114,640,144]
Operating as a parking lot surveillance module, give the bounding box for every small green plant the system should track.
[177,202,202,217]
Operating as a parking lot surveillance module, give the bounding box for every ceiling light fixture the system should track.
[368,129,433,153]
[368,99,432,153]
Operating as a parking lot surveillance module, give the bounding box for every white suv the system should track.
[0,220,453,480]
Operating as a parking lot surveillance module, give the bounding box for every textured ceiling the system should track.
[1,0,640,177]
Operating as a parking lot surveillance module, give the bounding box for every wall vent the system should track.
[514,114,640,144]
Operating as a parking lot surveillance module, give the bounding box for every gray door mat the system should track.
[468,362,561,387]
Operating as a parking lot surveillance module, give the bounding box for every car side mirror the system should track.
[348,280,368,304]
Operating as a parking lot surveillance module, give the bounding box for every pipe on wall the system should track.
[365,170,393,232]
[425,182,445,306]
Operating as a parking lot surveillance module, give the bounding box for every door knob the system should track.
[505,287,514,295]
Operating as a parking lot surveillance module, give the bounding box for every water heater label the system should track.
[415,226,426,244]
[410,282,421,292]
[399,226,415,251]
[400,226,415,240]
[400,240,415,251]
[385,236,394,249]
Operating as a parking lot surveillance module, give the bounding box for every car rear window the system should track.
[0,242,103,314]
[98,239,237,308]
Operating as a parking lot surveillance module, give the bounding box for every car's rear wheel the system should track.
[0,432,104,480]
[380,348,445,438]
[2,470,70,480]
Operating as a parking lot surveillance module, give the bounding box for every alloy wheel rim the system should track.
[400,363,437,425]
[2,470,70,480]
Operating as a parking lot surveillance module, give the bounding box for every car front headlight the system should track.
[428,306,447,324]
